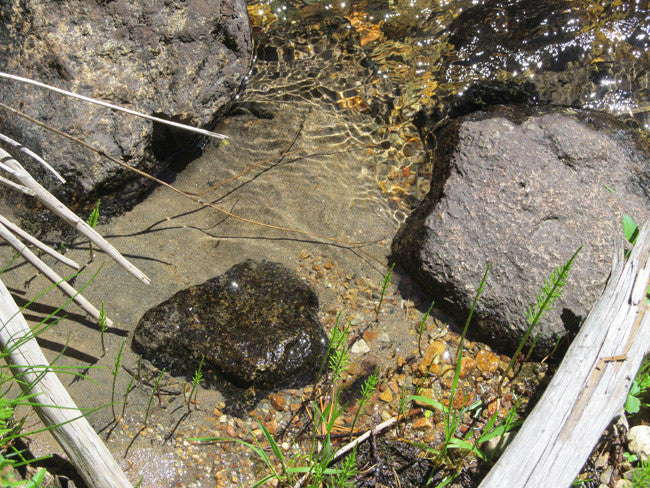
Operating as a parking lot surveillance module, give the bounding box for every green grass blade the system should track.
[406,395,448,413]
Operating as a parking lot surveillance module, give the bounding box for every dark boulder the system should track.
[132,260,329,394]
[0,0,251,214]
[392,106,649,358]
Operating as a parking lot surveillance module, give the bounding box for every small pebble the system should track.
[269,393,287,411]
[379,389,393,403]
[378,332,391,343]
[350,339,370,354]
[363,330,378,341]
[475,350,500,374]
[599,466,613,485]
[412,417,432,430]
[628,425,650,461]
[413,389,434,407]
[594,452,609,469]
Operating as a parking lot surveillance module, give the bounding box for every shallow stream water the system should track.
[3,1,649,487]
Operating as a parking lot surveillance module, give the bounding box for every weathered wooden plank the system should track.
[479,221,650,488]
[0,279,133,488]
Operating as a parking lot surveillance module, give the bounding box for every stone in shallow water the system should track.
[132,260,329,392]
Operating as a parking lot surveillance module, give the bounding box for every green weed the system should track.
[630,458,650,487]
[376,263,395,317]
[349,366,379,439]
[0,267,106,486]
[417,301,435,356]
[622,214,649,303]
[186,355,205,412]
[121,355,140,420]
[498,246,582,390]
[98,301,108,355]
[111,338,125,422]
[86,199,101,261]
[407,266,493,478]
[143,368,165,427]
[191,315,363,487]
[625,357,650,416]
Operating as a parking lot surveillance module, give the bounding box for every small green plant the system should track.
[622,214,649,303]
[376,263,395,317]
[143,368,165,427]
[498,246,582,390]
[98,301,108,355]
[349,366,379,439]
[417,300,435,356]
[629,457,650,488]
[332,448,358,488]
[86,199,101,260]
[121,356,140,420]
[408,266,491,473]
[111,338,125,422]
[0,267,106,487]
[327,317,352,384]
[186,355,205,412]
[625,357,650,415]
[191,314,359,487]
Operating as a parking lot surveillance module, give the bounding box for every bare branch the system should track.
[0,220,112,326]
[0,131,66,183]
[0,214,79,269]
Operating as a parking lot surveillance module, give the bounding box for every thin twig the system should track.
[0,174,34,195]
[291,409,421,488]
[0,214,79,269]
[0,220,112,326]
[0,131,66,183]
[0,71,227,140]
[0,146,150,284]
[0,102,385,261]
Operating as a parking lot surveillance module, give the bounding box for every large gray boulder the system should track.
[0,0,251,213]
[133,260,329,394]
[392,106,649,358]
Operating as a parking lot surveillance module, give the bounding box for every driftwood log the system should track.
[480,221,650,488]
[0,279,133,488]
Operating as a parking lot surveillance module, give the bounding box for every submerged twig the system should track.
[0,102,387,265]
[0,146,150,284]
[0,220,112,326]
[0,214,79,269]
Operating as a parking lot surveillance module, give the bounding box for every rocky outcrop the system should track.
[132,260,329,394]
[0,0,251,213]
[392,106,649,358]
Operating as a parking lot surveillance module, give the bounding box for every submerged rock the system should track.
[132,260,329,393]
[0,0,251,213]
[392,106,649,358]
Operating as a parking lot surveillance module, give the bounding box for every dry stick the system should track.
[479,222,650,488]
[0,174,34,196]
[0,279,132,488]
[291,409,421,488]
[0,102,385,264]
[0,220,112,327]
[0,71,227,140]
[0,146,150,284]
[0,214,79,269]
[0,131,66,183]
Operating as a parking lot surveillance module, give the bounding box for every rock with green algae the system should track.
[132,259,328,391]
